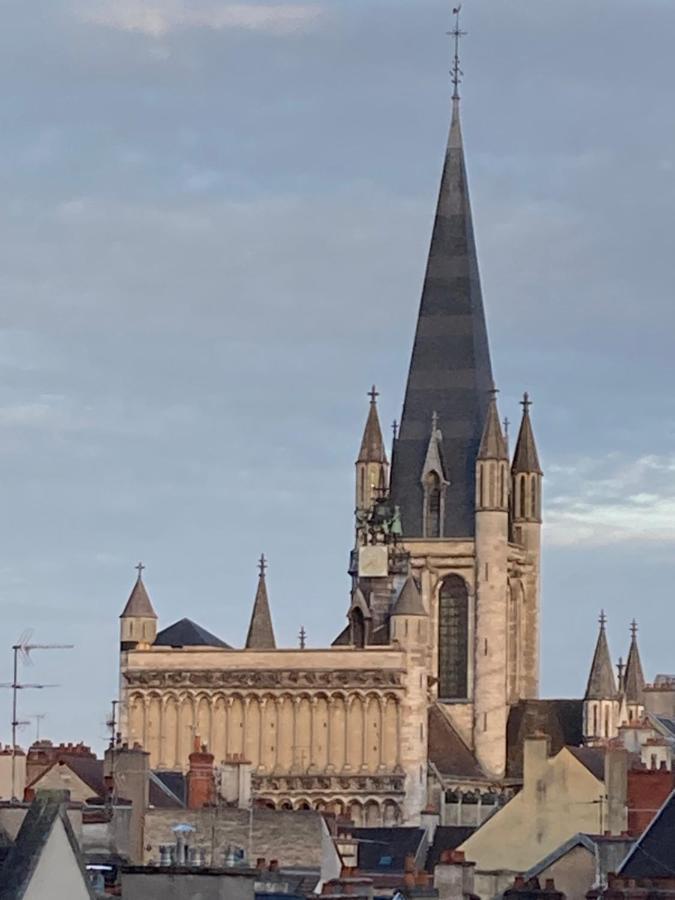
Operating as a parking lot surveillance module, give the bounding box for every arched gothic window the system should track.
[352,608,366,648]
[530,475,537,518]
[424,472,442,538]
[438,575,469,699]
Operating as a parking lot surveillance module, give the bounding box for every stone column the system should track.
[326,698,334,772]
[378,696,386,770]
[395,700,402,769]
[258,698,267,771]
[292,697,301,773]
[225,698,234,758]
[142,695,150,751]
[344,697,352,771]
[309,697,317,771]
[158,697,168,768]
[242,696,251,763]
[361,696,369,772]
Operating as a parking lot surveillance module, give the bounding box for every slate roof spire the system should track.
[512,393,542,474]
[245,555,276,649]
[120,562,157,619]
[357,386,388,464]
[478,390,508,461]
[624,619,646,705]
[585,611,617,700]
[389,88,493,538]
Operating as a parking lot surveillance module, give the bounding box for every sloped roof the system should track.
[619,789,675,877]
[389,97,493,540]
[153,618,231,649]
[585,621,617,700]
[391,576,426,617]
[148,771,185,809]
[120,574,157,619]
[27,757,106,803]
[428,704,483,778]
[478,393,508,461]
[524,833,597,879]
[245,574,276,650]
[345,827,426,873]
[567,746,605,781]
[512,399,542,475]
[426,826,477,871]
[0,791,96,900]
[506,700,584,779]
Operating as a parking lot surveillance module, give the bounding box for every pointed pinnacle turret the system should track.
[585,611,617,700]
[478,390,508,461]
[512,393,543,474]
[624,619,646,705]
[357,386,388,464]
[120,562,157,619]
[245,555,276,649]
[391,575,426,617]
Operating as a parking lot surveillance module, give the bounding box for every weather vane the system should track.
[448,5,467,101]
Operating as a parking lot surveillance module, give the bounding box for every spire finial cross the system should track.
[503,417,511,440]
[368,385,379,405]
[448,5,467,101]
[630,619,638,640]
[135,561,145,579]
[521,392,532,413]
[599,609,607,630]
[431,410,439,433]
[258,554,267,578]
[392,420,399,441]
[299,626,307,650]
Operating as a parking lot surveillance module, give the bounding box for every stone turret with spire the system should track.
[245,555,276,650]
[120,562,157,651]
[355,386,389,516]
[584,612,619,744]
[624,620,646,721]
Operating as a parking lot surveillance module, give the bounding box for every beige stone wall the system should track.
[534,844,596,900]
[459,744,606,874]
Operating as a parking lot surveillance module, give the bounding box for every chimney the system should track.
[104,742,150,864]
[523,734,550,798]
[604,748,628,835]
[187,738,216,810]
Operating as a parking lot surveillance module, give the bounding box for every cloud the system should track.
[546,454,675,547]
[79,1,323,37]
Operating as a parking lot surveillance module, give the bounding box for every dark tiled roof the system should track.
[619,789,675,877]
[392,577,426,617]
[506,700,584,779]
[345,827,426,873]
[428,704,483,778]
[511,404,542,474]
[245,574,276,650]
[585,623,617,700]
[120,575,157,619]
[389,98,493,539]
[0,791,95,900]
[567,747,605,781]
[358,396,388,464]
[154,618,231,649]
[425,826,476,871]
[27,757,106,803]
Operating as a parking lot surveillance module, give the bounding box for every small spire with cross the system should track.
[135,561,145,580]
[448,5,467,101]
[258,554,267,578]
[599,609,607,630]
[503,417,510,441]
[630,619,638,640]
[521,392,532,413]
[392,420,399,441]
[368,385,379,405]
[299,626,307,650]
[617,657,625,689]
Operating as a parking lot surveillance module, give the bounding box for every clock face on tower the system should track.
[358,546,389,578]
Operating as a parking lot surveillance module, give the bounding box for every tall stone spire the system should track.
[512,393,542,475]
[245,555,276,650]
[358,386,388,465]
[477,391,508,461]
[120,562,157,620]
[585,612,617,700]
[389,94,493,538]
[624,620,646,707]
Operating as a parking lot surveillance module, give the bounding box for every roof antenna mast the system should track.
[449,5,467,101]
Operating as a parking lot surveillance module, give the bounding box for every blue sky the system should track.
[1,0,674,750]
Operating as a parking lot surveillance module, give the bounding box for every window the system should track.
[530,475,537,518]
[425,472,442,537]
[593,704,598,735]
[438,575,469,699]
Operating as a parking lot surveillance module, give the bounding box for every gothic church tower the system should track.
[348,81,543,780]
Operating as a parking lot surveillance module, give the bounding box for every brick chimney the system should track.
[627,762,675,836]
[187,736,216,810]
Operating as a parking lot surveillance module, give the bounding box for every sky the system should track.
[1,0,674,751]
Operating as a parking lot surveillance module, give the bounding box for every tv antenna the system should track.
[0,631,74,800]
[28,713,47,742]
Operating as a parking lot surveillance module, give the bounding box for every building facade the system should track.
[119,69,543,824]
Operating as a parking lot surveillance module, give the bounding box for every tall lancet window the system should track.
[438,575,469,699]
[424,472,442,538]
